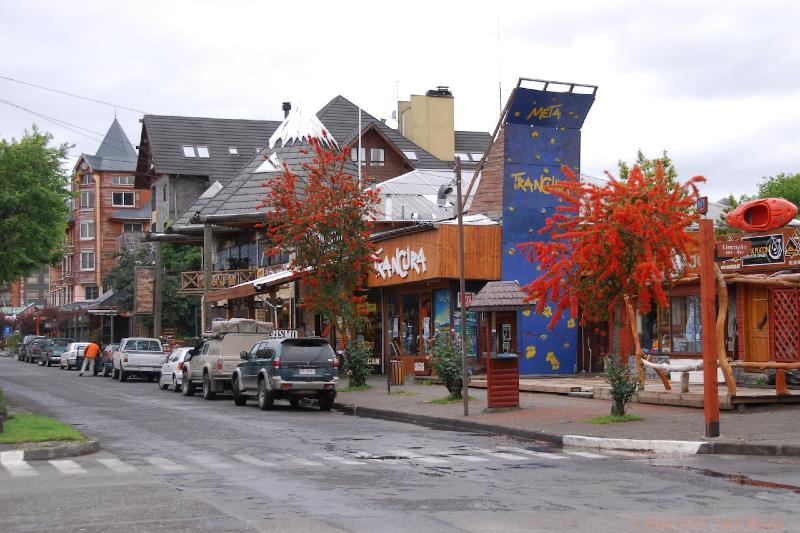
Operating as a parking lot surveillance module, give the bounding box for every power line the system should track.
[0,75,146,114]
[1,98,105,143]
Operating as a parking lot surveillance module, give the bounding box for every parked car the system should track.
[183,318,274,400]
[40,337,75,367]
[231,337,338,411]
[19,335,45,363]
[112,337,166,382]
[100,344,118,376]
[60,342,91,370]
[28,337,50,365]
[158,347,191,392]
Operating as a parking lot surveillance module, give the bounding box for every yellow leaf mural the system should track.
[567,318,576,329]
[546,351,560,371]
[542,305,553,318]
[522,310,531,317]
[526,345,536,359]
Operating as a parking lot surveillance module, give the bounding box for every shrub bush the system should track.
[344,341,373,388]
[604,356,637,416]
[430,336,463,399]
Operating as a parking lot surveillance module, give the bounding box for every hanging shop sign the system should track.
[373,246,427,280]
[718,228,800,271]
[716,240,753,259]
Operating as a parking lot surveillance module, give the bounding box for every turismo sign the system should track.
[374,246,427,280]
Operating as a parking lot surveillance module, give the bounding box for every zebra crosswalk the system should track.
[0,445,609,479]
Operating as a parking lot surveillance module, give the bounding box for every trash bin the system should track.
[390,359,404,385]
[487,353,519,408]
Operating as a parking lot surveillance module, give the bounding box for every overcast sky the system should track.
[1,0,798,200]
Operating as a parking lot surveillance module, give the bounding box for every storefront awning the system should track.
[206,269,298,302]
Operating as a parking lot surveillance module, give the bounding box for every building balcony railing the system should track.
[180,268,259,295]
[116,232,149,252]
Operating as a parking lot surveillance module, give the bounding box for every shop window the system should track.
[388,295,400,356]
[670,295,702,353]
[402,294,420,355]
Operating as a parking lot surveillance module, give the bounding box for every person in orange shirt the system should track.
[79,341,101,376]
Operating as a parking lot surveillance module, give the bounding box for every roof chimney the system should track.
[282,102,292,118]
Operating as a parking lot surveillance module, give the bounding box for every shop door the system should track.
[770,289,800,362]
[496,312,517,354]
[744,286,770,368]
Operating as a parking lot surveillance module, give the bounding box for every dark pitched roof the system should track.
[80,119,138,172]
[468,280,532,311]
[316,96,451,170]
[176,139,360,224]
[455,130,492,154]
[141,115,281,183]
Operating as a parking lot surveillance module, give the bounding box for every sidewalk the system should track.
[335,375,800,456]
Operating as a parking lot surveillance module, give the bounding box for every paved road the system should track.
[1,356,798,532]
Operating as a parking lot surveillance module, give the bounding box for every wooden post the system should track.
[455,159,469,416]
[776,369,788,396]
[700,218,720,437]
[153,241,162,338]
[202,224,213,333]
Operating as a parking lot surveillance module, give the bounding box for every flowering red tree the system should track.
[519,163,704,388]
[260,137,380,345]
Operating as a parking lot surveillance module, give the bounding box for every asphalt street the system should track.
[1,356,799,533]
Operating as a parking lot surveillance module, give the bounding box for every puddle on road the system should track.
[683,466,800,494]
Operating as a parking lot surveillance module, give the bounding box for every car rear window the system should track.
[278,339,334,363]
[126,340,162,351]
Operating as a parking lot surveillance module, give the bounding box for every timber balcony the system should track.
[116,232,152,252]
[180,269,258,295]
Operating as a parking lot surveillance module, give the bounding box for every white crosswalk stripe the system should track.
[49,459,86,474]
[233,454,277,468]
[497,446,567,460]
[449,453,490,462]
[187,454,232,469]
[390,449,449,465]
[0,450,37,477]
[469,447,528,461]
[146,457,186,471]
[314,453,366,465]
[96,458,136,473]
[563,450,607,459]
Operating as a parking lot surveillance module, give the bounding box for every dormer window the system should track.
[350,147,366,166]
[228,147,238,155]
[80,173,93,185]
[470,153,483,162]
[369,148,385,167]
[402,151,417,160]
[455,153,469,161]
[196,146,210,158]
[182,145,196,157]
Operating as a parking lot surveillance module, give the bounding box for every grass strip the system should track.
[338,384,374,393]
[583,414,644,425]
[427,394,477,404]
[0,414,87,444]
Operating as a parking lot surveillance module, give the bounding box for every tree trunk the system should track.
[611,399,625,417]
[624,296,671,391]
[714,264,737,396]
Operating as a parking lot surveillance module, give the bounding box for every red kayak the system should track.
[726,197,798,231]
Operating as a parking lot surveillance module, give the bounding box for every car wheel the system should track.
[290,400,300,408]
[112,367,119,380]
[182,372,195,396]
[318,395,334,411]
[159,375,169,390]
[232,377,246,406]
[119,369,127,382]
[103,366,110,377]
[202,373,216,400]
[257,379,274,411]
[172,374,181,393]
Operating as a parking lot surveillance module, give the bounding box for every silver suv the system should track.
[183,319,273,400]
[231,337,338,411]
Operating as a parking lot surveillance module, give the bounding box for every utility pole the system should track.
[153,241,162,338]
[202,224,213,333]
[455,159,469,416]
[699,216,720,437]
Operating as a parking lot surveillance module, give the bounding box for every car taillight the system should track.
[123,355,128,363]
[177,361,183,370]
[216,359,223,371]
[273,357,280,369]
[334,358,339,370]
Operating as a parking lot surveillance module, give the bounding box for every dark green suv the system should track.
[231,337,338,411]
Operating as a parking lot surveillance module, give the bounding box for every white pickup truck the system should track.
[112,337,166,382]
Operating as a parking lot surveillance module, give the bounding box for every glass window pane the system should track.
[402,294,419,356]
[182,145,196,157]
[196,146,210,158]
[670,295,702,353]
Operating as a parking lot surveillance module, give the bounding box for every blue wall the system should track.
[501,87,594,374]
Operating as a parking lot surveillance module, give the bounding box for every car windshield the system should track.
[49,339,72,348]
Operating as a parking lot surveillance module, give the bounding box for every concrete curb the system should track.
[0,439,100,462]
[334,403,563,446]
[562,435,704,454]
[335,402,800,457]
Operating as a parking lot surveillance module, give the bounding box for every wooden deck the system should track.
[469,376,800,410]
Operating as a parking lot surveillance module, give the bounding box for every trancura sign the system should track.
[374,246,427,280]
